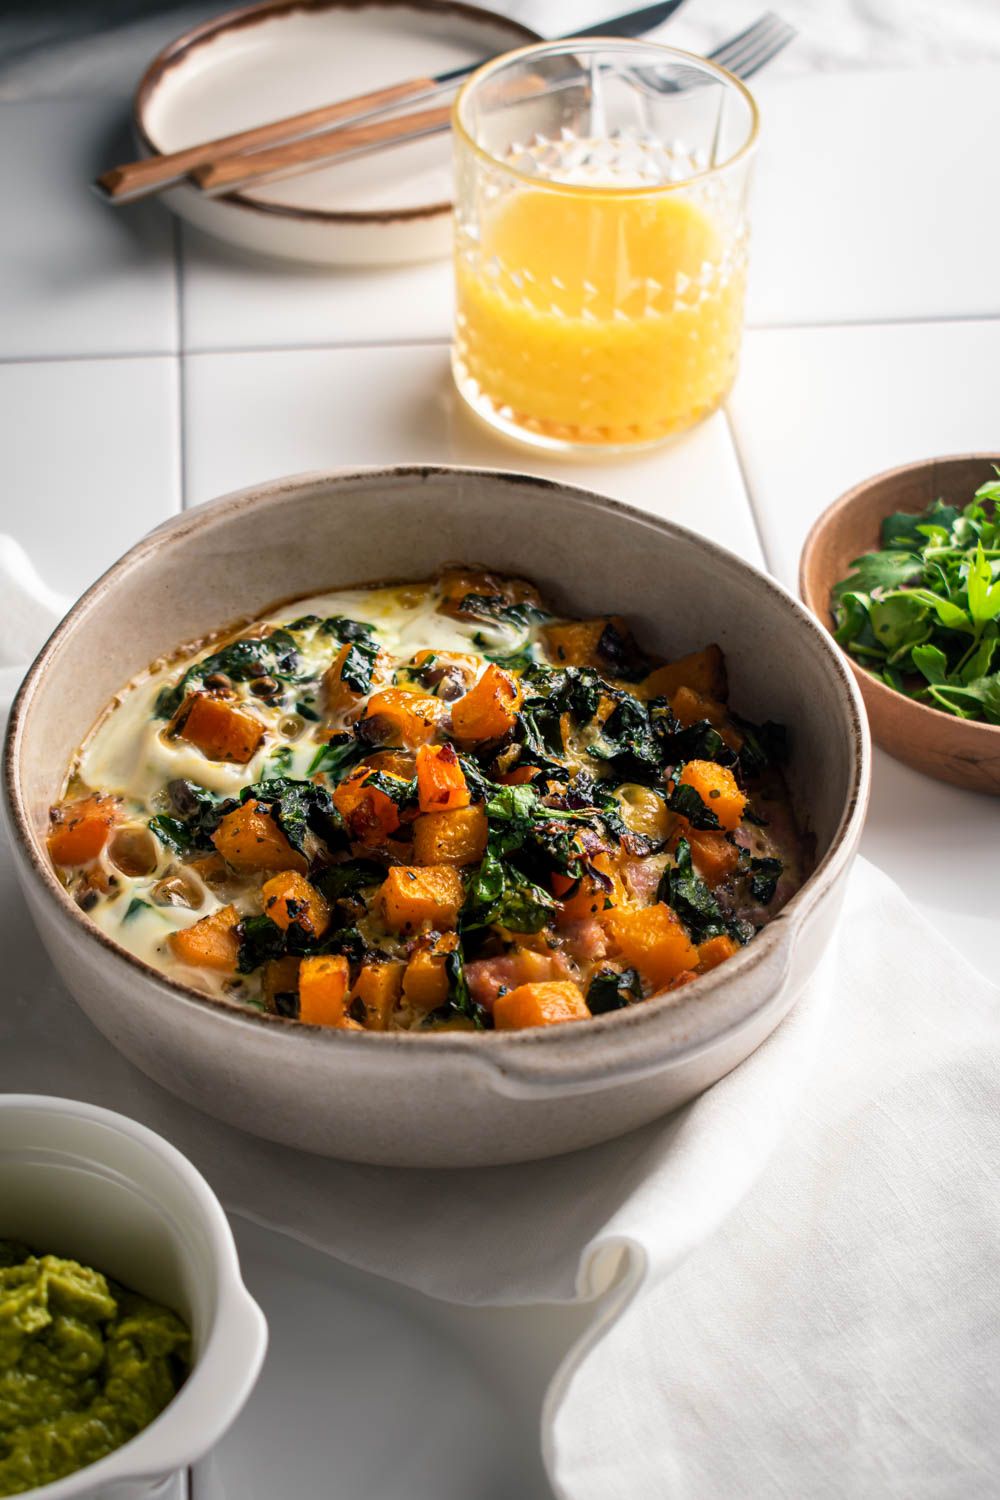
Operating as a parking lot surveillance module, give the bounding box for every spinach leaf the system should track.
[314,859,385,903]
[154,628,303,719]
[461,845,557,933]
[594,620,650,682]
[587,696,662,779]
[123,897,151,922]
[586,966,643,1014]
[747,856,783,905]
[338,638,382,695]
[237,914,286,974]
[659,838,730,942]
[318,616,377,643]
[149,779,233,852]
[666,782,722,830]
[455,593,550,629]
[241,777,338,853]
[307,733,366,782]
[148,814,192,854]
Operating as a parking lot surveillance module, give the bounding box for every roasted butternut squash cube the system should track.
[168,904,241,972]
[411,806,488,867]
[379,865,464,932]
[48,793,119,866]
[332,767,404,847]
[353,961,405,1030]
[363,688,443,748]
[541,615,644,676]
[262,955,301,1016]
[212,800,306,874]
[670,687,743,752]
[415,743,470,813]
[696,934,741,972]
[450,665,522,742]
[555,851,621,923]
[493,980,591,1030]
[639,645,727,704]
[261,871,330,939]
[323,642,391,716]
[676,760,746,833]
[173,692,265,764]
[603,903,698,989]
[298,954,357,1028]
[402,933,458,1012]
[687,828,740,888]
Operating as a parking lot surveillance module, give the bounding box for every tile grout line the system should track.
[4,310,1000,369]
[723,405,773,574]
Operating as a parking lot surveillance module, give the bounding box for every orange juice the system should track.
[454,187,747,448]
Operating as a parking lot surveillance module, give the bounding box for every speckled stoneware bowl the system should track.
[3,468,870,1167]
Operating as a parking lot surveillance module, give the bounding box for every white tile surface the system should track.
[182,342,765,564]
[0,356,181,598]
[729,318,1000,590]
[178,224,453,353]
[0,97,178,359]
[729,317,998,970]
[177,66,1000,353]
[748,66,1000,327]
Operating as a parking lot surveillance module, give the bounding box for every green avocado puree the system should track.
[0,1240,189,1496]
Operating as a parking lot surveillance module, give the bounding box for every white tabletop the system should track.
[1,13,997,1496]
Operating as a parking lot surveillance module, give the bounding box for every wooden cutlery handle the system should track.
[96,76,435,201]
[192,103,455,192]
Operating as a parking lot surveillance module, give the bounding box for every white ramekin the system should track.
[0,1095,267,1499]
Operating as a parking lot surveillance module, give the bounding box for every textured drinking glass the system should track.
[452,41,758,453]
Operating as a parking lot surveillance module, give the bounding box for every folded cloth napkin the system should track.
[2,544,997,1495]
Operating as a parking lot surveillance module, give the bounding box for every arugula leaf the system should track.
[928,672,1000,724]
[666,782,722,831]
[911,642,949,686]
[586,966,643,1014]
[833,551,924,596]
[967,542,1000,628]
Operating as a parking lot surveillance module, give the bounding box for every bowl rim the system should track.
[798,452,1000,743]
[0,1093,267,1498]
[3,464,870,1083]
[132,0,540,227]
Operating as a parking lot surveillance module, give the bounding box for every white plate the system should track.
[134,0,537,267]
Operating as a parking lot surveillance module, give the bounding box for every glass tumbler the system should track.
[451,41,758,454]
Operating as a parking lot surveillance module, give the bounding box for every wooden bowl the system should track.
[800,454,1000,795]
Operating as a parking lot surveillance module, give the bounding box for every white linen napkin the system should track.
[2,546,997,1495]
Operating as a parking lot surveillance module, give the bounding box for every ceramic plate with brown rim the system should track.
[800,454,1000,796]
[134,0,538,266]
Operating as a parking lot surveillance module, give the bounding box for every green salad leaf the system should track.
[829,471,1000,723]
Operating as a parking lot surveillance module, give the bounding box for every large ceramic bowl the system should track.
[3,467,870,1167]
[0,1094,267,1499]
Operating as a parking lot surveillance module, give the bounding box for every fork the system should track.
[195,14,795,199]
